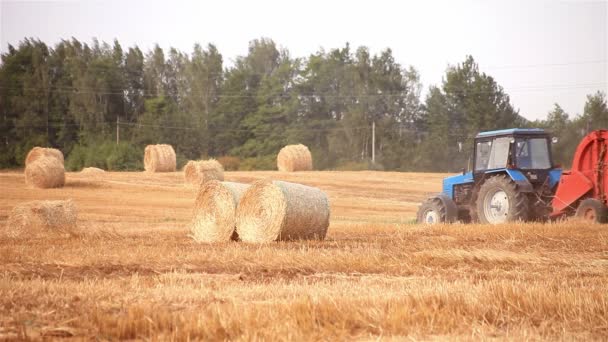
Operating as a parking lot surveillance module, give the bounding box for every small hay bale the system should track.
[24,156,65,189]
[81,167,105,175]
[4,200,78,238]
[277,144,313,172]
[144,144,176,172]
[25,147,64,166]
[190,181,249,243]
[80,167,105,182]
[184,159,224,187]
[236,180,330,243]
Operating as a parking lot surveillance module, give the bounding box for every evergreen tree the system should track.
[420,56,524,171]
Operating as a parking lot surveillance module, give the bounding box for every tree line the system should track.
[1,37,606,171]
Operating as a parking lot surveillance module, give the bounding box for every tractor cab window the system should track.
[515,138,551,169]
[475,137,511,171]
[475,141,492,170]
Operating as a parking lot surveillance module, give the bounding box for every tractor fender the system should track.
[429,193,458,222]
[485,169,534,193]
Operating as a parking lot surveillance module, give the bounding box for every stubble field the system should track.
[0,170,607,340]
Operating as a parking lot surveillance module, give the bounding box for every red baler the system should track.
[552,129,608,221]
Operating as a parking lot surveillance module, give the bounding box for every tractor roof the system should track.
[476,128,547,139]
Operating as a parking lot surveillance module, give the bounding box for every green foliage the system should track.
[238,155,276,171]
[175,153,188,170]
[1,38,605,172]
[217,156,240,171]
[532,93,608,168]
[418,56,526,172]
[106,143,144,171]
[66,142,142,171]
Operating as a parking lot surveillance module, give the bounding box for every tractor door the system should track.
[473,137,512,174]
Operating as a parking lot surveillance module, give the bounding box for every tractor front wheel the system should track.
[417,195,457,224]
[575,198,608,223]
[476,175,529,224]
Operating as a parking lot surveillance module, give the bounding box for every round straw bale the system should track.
[144,144,176,172]
[190,181,249,242]
[24,156,65,189]
[184,159,224,187]
[236,180,330,243]
[25,147,64,166]
[277,144,313,172]
[4,199,78,238]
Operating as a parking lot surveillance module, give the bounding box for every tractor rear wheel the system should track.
[575,198,608,223]
[476,175,529,224]
[417,196,457,224]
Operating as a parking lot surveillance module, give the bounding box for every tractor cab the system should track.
[418,128,562,225]
[473,129,555,185]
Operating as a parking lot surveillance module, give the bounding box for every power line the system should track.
[2,121,376,134]
[0,120,519,141]
[484,59,608,70]
[0,81,605,98]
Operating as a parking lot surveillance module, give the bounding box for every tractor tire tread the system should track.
[575,198,608,223]
[476,174,529,224]
[417,196,453,224]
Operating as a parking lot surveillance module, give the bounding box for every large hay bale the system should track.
[25,147,64,166]
[190,181,249,243]
[277,144,313,172]
[184,159,224,187]
[236,180,330,243]
[24,156,65,189]
[144,144,176,172]
[4,200,78,238]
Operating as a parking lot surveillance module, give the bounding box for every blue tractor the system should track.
[417,128,563,224]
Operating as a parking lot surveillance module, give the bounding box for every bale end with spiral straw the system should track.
[144,144,176,172]
[190,181,249,242]
[236,180,330,243]
[277,144,313,172]
[184,159,224,187]
[24,156,65,189]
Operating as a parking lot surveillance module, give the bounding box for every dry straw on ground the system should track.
[184,159,224,187]
[277,144,313,172]
[190,181,249,243]
[24,156,65,189]
[25,147,64,166]
[144,144,176,172]
[3,199,78,238]
[236,180,330,243]
[81,167,105,175]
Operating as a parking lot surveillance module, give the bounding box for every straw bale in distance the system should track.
[144,144,176,172]
[184,159,224,187]
[190,181,249,242]
[80,167,105,181]
[277,144,313,172]
[25,147,64,166]
[4,199,78,238]
[24,156,65,189]
[81,167,105,175]
[236,180,330,243]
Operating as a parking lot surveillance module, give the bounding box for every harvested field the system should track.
[0,170,606,340]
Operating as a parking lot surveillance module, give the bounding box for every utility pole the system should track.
[116,116,120,145]
[372,121,375,164]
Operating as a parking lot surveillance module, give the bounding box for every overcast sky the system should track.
[1,0,607,121]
